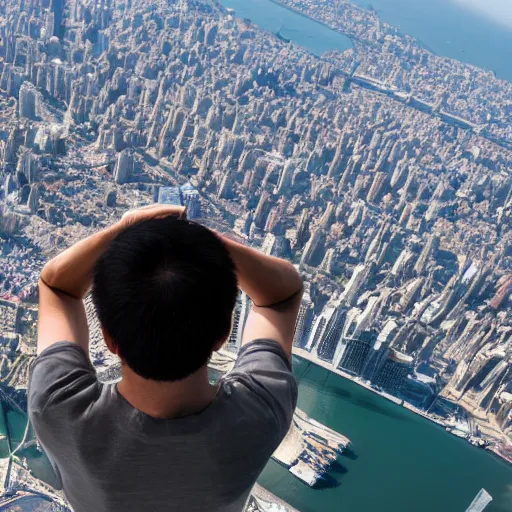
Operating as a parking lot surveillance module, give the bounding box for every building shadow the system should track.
[313,473,341,490]
[327,387,353,400]
[330,460,349,474]
[342,447,358,461]
[352,397,411,422]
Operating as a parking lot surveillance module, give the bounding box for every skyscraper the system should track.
[19,83,37,120]
[113,149,134,185]
[373,349,414,395]
[304,303,334,353]
[361,339,390,382]
[226,291,251,354]
[293,289,315,349]
[336,332,374,376]
[314,305,348,363]
[157,182,202,218]
[465,489,492,512]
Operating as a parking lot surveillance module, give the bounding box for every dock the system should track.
[210,350,351,487]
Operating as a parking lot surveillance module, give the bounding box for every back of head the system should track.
[92,217,238,381]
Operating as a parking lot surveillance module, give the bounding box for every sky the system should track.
[453,0,512,30]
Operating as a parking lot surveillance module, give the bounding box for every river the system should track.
[350,0,512,82]
[0,361,511,510]
[0,401,59,489]
[257,357,512,512]
[220,0,353,55]
[220,0,512,83]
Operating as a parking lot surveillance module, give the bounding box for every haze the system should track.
[453,0,512,30]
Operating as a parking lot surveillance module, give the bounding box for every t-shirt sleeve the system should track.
[28,342,100,490]
[28,341,99,424]
[228,339,298,435]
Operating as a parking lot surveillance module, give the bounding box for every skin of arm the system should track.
[37,205,185,355]
[217,234,304,357]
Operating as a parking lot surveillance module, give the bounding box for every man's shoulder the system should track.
[28,341,99,418]
[219,339,298,436]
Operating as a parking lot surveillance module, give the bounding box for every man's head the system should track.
[92,216,238,382]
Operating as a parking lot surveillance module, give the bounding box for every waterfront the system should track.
[0,401,56,489]
[221,0,512,83]
[258,356,512,512]
[0,361,510,510]
[219,0,353,55]
[350,0,512,82]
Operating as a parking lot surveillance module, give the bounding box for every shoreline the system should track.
[261,0,509,82]
[292,348,512,467]
[220,0,354,56]
[209,350,352,488]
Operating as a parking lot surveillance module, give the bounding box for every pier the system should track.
[209,350,352,487]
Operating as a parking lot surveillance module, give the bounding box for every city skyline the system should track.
[0,0,511,510]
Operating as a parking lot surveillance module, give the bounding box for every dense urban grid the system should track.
[0,0,511,506]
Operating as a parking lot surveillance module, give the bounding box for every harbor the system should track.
[209,350,352,487]
[292,347,503,456]
[257,358,512,512]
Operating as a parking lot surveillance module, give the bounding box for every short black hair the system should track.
[92,217,238,381]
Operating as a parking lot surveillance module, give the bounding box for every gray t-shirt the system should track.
[28,339,297,512]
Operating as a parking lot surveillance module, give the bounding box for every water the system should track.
[350,0,512,82]
[258,357,512,512]
[219,0,353,55]
[0,402,58,487]
[220,0,512,83]
[0,362,511,509]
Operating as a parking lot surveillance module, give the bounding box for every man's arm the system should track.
[37,224,122,355]
[218,235,303,357]
[37,205,185,355]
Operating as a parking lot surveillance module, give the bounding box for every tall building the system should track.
[465,489,492,512]
[158,182,202,218]
[293,289,315,349]
[305,300,339,353]
[113,149,134,184]
[300,229,325,267]
[226,291,251,354]
[314,305,348,362]
[19,83,37,120]
[181,182,202,219]
[361,339,390,381]
[158,186,182,205]
[336,332,374,376]
[27,184,40,214]
[341,263,374,306]
[400,372,437,409]
[373,349,414,395]
[275,158,299,195]
[16,148,38,184]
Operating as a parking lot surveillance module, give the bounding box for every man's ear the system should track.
[101,326,118,355]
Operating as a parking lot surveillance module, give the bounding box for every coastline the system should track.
[292,347,512,466]
[264,0,355,53]
[209,350,352,487]
[221,0,354,56]
[262,0,509,81]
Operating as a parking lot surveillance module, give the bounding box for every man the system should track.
[28,204,303,512]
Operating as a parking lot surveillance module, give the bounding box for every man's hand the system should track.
[119,204,186,230]
[38,203,188,355]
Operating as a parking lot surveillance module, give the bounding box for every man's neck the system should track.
[117,364,217,419]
